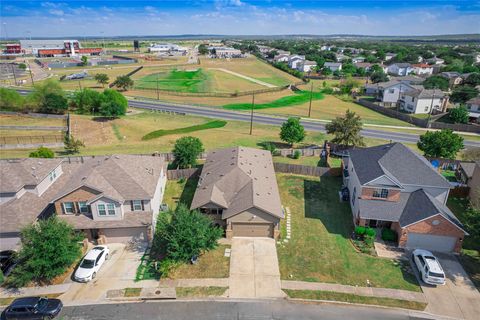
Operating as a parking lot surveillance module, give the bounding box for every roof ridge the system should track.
[109,156,151,197]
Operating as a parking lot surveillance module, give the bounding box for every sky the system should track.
[1,1,479,38]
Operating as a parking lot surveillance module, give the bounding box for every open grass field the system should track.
[223,91,325,110]
[0,114,65,127]
[276,174,420,291]
[142,120,226,140]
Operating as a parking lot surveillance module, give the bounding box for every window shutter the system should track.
[62,203,66,214]
[130,201,134,211]
[141,200,145,211]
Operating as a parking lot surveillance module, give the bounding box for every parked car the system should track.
[0,250,17,277]
[74,246,109,282]
[4,296,63,320]
[412,249,446,285]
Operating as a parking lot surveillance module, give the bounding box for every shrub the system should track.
[365,227,376,237]
[0,269,4,284]
[158,259,180,278]
[354,226,366,235]
[29,146,55,158]
[293,150,301,159]
[364,234,375,247]
[262,142,277,155]
[381,228,398,242]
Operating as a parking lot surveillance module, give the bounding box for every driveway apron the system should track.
[229,237,285,299]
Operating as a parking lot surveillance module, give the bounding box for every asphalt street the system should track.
[53,300,436,320]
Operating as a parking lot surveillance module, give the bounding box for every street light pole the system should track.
[249,93,255,135]
[308,81,313,117]
[156,73,159,100]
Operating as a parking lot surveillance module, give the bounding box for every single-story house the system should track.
[324,62,342,72]
[343,143,467,253]
[354,62,373,71]
[297,60,317,73]
[466,97,480,121]
[191,147,283,239]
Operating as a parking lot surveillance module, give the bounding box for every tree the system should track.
[99,89,128,117]
[339,77,360,94]
[0,87,24,111]
[198,44,209,55]
[172,136,204,168]
[39,92,68,114]
[423,75,449,91]
[29,147,55,158]
[464,73,480,87]
[64,135,85,154]
[113,75,134,91]
[462,206,480,239]
[325,110,365,147]
[70,88,103,114]
[370,71,388,83]
[449,106,469,124]
[81,55,88,66]
[279,117,305,146]
[321,67,332,76]
[450,86,479,104]
[94,73,109,88]
[7,217,82,287]
[152,204,223,262]
[417,130,464,159]
[28,79,65,113]
[18,63,27,70]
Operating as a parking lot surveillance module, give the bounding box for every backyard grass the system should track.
[273,156,321,167]
[441,170,458,182]
[176,286,228,298]
[276,174,420,291]
[169,245,231,279]
[284,290,427,311]
[124,287,142,297]
[142,120,227,140]
[163,177,198,210]
[223,91,325,110]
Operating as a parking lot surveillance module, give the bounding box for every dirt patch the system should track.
[71,115,115,146]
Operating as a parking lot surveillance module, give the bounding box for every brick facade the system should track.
[53,186,99,215]
[394,215,464,253]
[361,187,401,202]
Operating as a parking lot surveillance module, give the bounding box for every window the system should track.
[78,201,88,213]
[388,89,395,94]
[98,204,106,216]
[424,106,429,112]
[107,203,116,215]
[132,200,142,211]
[49,171,56,182]
[352,187,356,206]
[372,188,389,199]
[63,202,74,214]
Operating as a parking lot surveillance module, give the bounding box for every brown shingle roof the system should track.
[191,147,283,219]
[57,211,152,229]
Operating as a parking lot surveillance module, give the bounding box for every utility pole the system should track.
[27,62,34,85]
[156,73,159,100]
[10,64,17,85]
[308,81,313,117]
[249,93,255,135]
[78,81,82,90]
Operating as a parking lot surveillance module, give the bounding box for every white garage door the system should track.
[102,227,147,243]
[406,233,457,252]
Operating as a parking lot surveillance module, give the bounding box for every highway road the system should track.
[45,300,437,320]
[128,99,480,148]
[14,89,480,147]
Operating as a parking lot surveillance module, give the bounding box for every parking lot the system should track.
[413,254,480,320]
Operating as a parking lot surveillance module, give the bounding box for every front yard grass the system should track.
[276,174,420,291]
[168,245,230,279]
[176,286,227,298]
[124,287,142,297]
[284,290,427,311]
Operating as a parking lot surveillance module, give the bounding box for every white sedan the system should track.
[412,249,446,286]
[74,246,110,282]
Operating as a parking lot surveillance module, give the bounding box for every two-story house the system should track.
[324,62,342,72]
[387,63,414,76]
[343,143,467,253]
[399,88,447,114]
[411,64,434,76]
[287,55,306,70]
[0,155,167,251]
[376,80,417,107]
[466,97,480,122]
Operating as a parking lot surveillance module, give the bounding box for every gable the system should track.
[52,185,101,203]
[365,175,402,188]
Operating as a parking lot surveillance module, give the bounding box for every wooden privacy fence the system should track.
[450,186,470,198]
[167,168,200,180]
[273,162,339,177]
[277,147,322,157]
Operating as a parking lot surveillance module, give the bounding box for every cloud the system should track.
[48,9,64,16]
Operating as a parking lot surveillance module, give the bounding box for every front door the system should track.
[90,229,99,242]
[368,219,378,228]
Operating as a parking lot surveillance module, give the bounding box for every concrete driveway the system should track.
[416,254,480,320]
[60,242,148,305]
[229,237,285,299]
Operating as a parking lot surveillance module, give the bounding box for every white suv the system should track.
[412,249,446,286]
[74,246,110,282]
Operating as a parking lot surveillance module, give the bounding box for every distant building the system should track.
[352,56,365,64]
[324,62,342,72]
[210,46,242,58]
[412,64,434,76]
[297,60,317,73]
[3,44,21,54]
[19,39,102,57]
[466,97,480,122]
[287,55,305,69]
[387,63,414,76]
[148,43,187,54]
[399,88,447,114]
[385,53,397,61]
[273,53,290,63]
[354,62,373,71]
[440,72,464,87]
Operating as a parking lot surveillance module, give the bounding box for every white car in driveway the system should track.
[412,249,446,286]
[74,246,110,282]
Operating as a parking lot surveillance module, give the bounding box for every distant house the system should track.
[297,60,317,73]
[427,57,445,65]
[354,62,373,71]
[273,53,290,63]
[324,62,342,72]
[343,143,467,253]
[375,80,417,107]
[399,88,447,114]
[335,53,349,62]
[287,55,305,69]
[212,47,243,58]
[440,72,464,87]
[387,63,414,76]
[191,147,283,239]
[352,56,366,64]
[466,97,480,122]
[389,75,425,85]
[385,53,397,61]
[412,64,434,76]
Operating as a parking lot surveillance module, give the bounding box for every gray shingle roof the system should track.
[459,162,477,178]
[348,143,451,188]
[191,147,283,219]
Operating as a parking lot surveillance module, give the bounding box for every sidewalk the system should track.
[281,280,426,303]
[0,283,72,298]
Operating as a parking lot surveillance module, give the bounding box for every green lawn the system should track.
[169,245,230,279]
[223,91,324,110]
[276,174,420,291]
[284,290,427,311]
[135,69,210,93]
[441,170,458,182]
[142,120,227,140]
[176,286,227,298]
[273,156,322,167]
[163,177,198,210]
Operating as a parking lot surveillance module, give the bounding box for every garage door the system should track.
[232,223,273,238]
[102,227,147,243]
[406,233,457,252]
